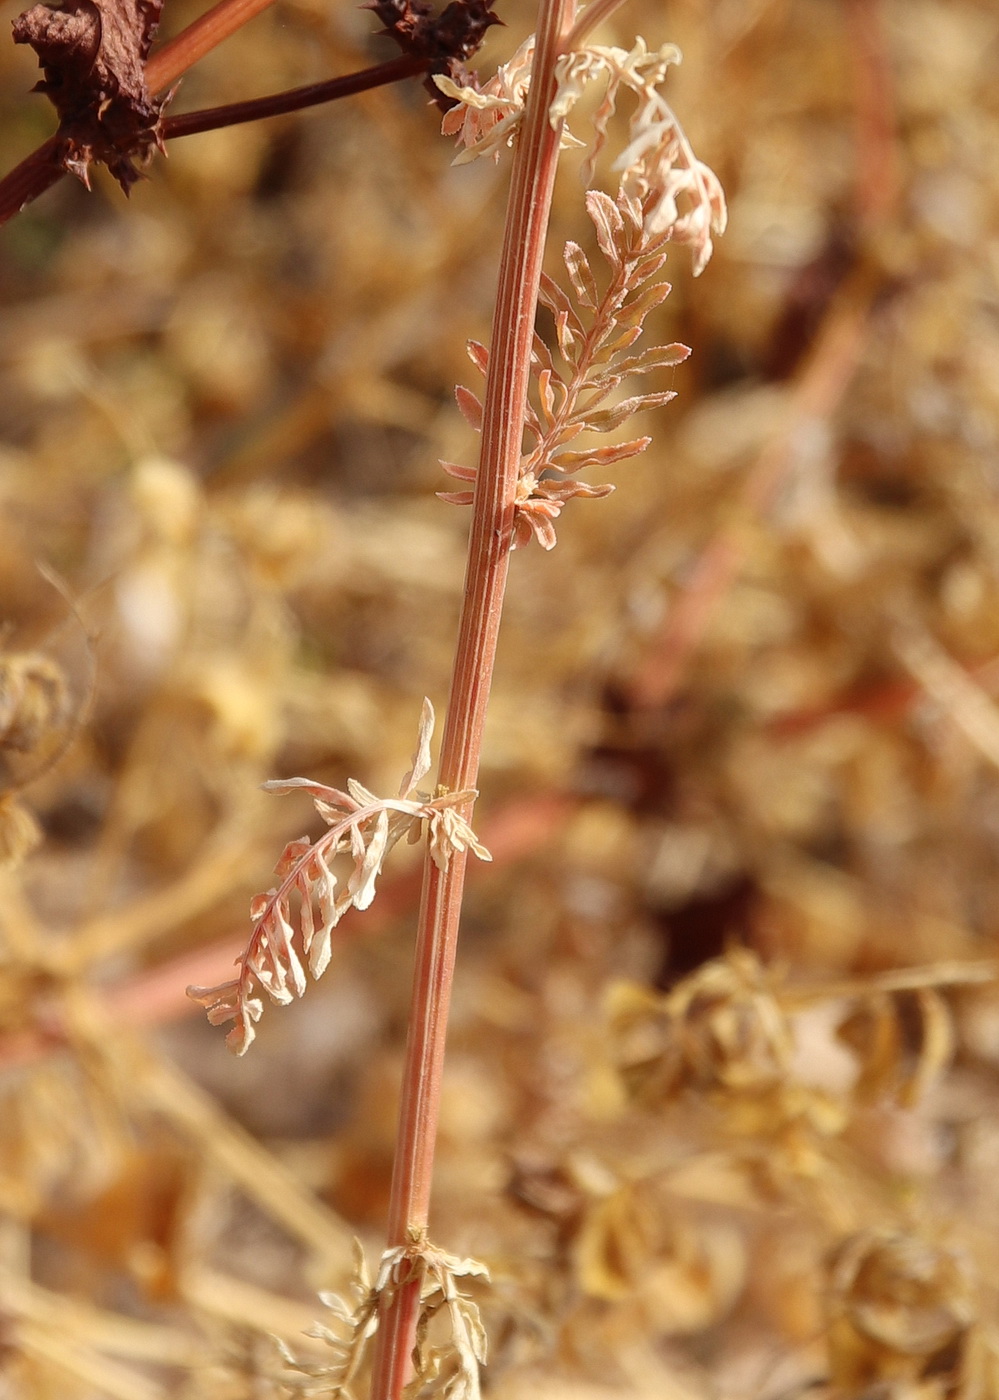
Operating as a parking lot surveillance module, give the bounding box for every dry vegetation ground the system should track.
[2,0,999,1395]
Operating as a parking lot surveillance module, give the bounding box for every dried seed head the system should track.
[0,652,69,756]
[827,1231,977,1387]
[609,949,794,1105]
[0,793,43,869]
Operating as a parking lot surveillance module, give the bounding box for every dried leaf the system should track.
[465,339,489,374]
[586,189,626,266]
[455,385,484,431]
[13,0,168,191]
[563,240,599,309]
[575,390,677,433]
[400,697,435,799]
[551,437,652,471]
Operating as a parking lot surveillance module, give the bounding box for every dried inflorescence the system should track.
[279,1233,489,1400]
[437,36,726,274]
[188,700,490,1054]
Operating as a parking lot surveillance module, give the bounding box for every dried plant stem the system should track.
[561,0,629,50]
[146,0,277,91]
[0,138,65,225]
[162,56,428,140]
[369,0,576,1394]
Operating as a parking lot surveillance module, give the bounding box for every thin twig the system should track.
[161,56,428,140]
[628,265,879,710]
[145,0,280,91]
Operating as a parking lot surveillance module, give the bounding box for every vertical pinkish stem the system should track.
[368,0,576,1395]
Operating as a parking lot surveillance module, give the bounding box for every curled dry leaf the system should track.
[608,948,795,1107]
[436,34,726,276]
[836,986,955,1108]
[188,700,490,1054]
[574,1175,746,1335]
[0,792,43,869]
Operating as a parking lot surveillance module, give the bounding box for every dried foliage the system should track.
[436,32,727,276]
[12,0,168,190]
[442,190,692,549]
[3,1,999,1398]
[189,700,490,1053]
[279,1234,488,1399]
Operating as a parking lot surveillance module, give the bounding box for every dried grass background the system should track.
[2,0,999,1395]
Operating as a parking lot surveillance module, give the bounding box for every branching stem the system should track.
[161,56,428,141]
[368,0,576,1394]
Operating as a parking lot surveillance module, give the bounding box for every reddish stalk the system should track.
[368,0,576,1393]
[146,0,279,91]
[161,56,427,140]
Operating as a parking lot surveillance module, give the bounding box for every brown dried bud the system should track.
[362,0,500,109]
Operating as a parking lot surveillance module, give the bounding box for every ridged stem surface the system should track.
[368,0,576,1395]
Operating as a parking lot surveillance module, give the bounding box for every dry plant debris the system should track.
[3,0,999,1397]
[12,0,168,191]
[190,699,490,1053]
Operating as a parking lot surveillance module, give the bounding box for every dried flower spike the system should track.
[188,700,491,1054]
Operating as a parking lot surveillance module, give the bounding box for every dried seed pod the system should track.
[609,948,793,1105]
[0,652,69,756]
[0,793,42,868]
[827,1230,976,1389]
